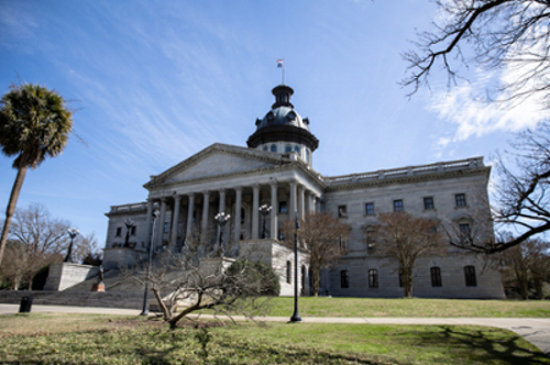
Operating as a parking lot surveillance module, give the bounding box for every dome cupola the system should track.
[247,85,319,164]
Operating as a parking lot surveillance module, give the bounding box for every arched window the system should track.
[464,265,477,286]
[270,144,277,152]
[430,267,442,287]
[368,269,378,288]
[294,145,300,153]
[340,270,349,288]
[286,261,292,284]
[306,149,310,163]
[263,145,268,151]
[285,144,292,153]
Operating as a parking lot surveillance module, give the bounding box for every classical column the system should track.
[307,192,315,214]
[186,193,195,242]
[201,191,210,242]
[234,186,242,242]
[298,185,305,220]
[315,196,321,212]
[289,179,297,222]
[144,198,154,250]
[217,188,227,242]
[270,181,278,239]
[170,194,181,248]
[157,198,167,248]
[252,184,260,239]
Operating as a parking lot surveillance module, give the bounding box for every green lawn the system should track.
[265,297,550,318]
[0,313,548,364]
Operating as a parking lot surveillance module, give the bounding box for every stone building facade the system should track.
[103,84,505,299]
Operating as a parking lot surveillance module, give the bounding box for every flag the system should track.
[276,58,284,68]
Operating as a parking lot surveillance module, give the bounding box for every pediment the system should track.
[148,144,284,186]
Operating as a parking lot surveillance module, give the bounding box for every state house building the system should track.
[103,84,505,299]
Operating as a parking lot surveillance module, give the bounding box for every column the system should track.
[315,196,321,212]
[270,181,278,239]
[186,193,195,242]
[307,192,315,214]
[170,194,181,249]
[201,190,210,242]
[298,185,305,220]
[234,186,242,242]
[289,179,297,222]
[144,198,154,250]
[252,184,260,239]
[217,188,227,243]
[157,198,167,248]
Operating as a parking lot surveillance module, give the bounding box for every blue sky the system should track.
[1,0,545,246]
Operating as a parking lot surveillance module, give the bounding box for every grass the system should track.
[264,297,550,318]
[0,313,549,364]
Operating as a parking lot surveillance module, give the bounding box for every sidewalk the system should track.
[1,304,548,356]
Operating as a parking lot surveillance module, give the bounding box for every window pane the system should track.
[365,203,374,215]
[338,205,347,218]
[464,265,477,286]
[456,194,466,207]
[394,200,403,212]
[424,197,434,210]
[369,269,378,288]
[279,201,288,214]
[340,270,349,288]
[270,144,277,152]
[430,267,442,287]
[285,145,292,153]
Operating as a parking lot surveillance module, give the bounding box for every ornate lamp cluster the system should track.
[258,204,272,239]
[215,212,231,255]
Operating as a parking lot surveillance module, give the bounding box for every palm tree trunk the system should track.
[0,166,28,267]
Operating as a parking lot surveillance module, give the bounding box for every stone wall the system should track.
[44,263,100,291]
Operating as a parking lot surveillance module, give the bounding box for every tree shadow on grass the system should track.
[414,325,550,365]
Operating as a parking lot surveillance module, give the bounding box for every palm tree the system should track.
[0,83,73,266]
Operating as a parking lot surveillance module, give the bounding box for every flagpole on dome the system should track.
[277,58,285,85]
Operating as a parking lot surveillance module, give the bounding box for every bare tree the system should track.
[374,212,445,298]
[498,235,550,299]
[132,234,279,329]
[3,204,89,289]
[403,0,550,107]
[282,212,351,297]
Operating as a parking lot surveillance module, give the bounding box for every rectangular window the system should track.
[424,197,434,210]
[430,267,442,287]
[464,265,477,287]
[368,269,378,288]
[131,226,136,235]
[286,261,292,284]
[338,205,347,218]
[455,193,467,207]
[163,222,169,233]
[340,270,349,288]
[459,223,471,243]
[116,227,122,237]
[393,200,404,212]
[279,201,288,214]
[364,229,375,250]
[365,203,375,215]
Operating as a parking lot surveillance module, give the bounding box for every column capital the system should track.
[288,178,298,186]
[234,186,243,192]
[251,183,260,189]
[202,190,210,195]
[187,192,195,198]
[269,178,278,187]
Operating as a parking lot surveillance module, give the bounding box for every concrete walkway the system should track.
[0,304,548,356]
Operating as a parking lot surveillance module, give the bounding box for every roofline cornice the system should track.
[324,166,490,192]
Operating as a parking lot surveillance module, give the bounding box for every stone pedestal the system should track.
[44,263,100,291]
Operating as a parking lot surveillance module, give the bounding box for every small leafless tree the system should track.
[132,233,278,329]
[282,212,351,296]
[403,0,550,107]
[374,212,445,298]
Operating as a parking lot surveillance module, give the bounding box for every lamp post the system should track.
[124,219,135,247]
[64,228,79,263]
[214,212,231,256]
[141,210,159,316]
[259,204,272,239]
[290,211,302,322]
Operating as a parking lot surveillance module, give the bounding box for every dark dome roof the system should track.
[247,85,319,151]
